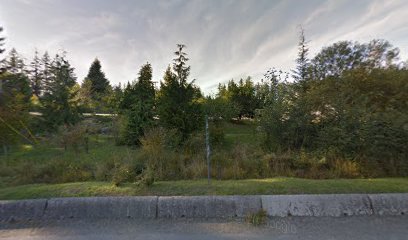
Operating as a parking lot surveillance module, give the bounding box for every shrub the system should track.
[57,124,88,153]
[61,161,94,183]
[140,168,155,186]
[111,115,128,145]
[94,158,115,181]
[111,153,145,186]
[140,127,181,180]
[262,153,295,177]
[209,123,226,148]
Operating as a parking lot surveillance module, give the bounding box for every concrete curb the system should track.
[158,196,261,218]
[44,197,158,219]
[369,194,408,216]
[0,199,47,221]
[1,194,407,221]
[261,194,373,217]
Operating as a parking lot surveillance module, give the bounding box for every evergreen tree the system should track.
[3,48,25,74]
[219,77,257,118]
[29,50,42,97]
[0,33,30,151]
[41,52,52,95]
[40,53,79,129]
[107,83,123,112]
[122,63,155,145]
[85,58,110,98]
[157,44,203,140]
[292,26,310,84]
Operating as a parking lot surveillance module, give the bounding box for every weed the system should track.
[246,209,268,226]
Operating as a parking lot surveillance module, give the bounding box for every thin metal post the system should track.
[205,115,211,184]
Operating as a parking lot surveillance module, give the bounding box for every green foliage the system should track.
[80,59,113,113]
[29,50,42,97]
[0,72,32,151]
[40,53,80,130]
[2,48,25,74]
[139,127,181,180]
[157,45,204,140]
[258,68,291,151]
[310,39,399,80]
[292,26,310,83]
[216,77,259,118]
[305,68,408,175]
[85,58,110,97]
[259,38,407,176]
[204,96,239,122]
[140,168,155,186]
[57,123,88,153]
[120,63,155,145]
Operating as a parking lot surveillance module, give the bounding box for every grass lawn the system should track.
[1,177,408,200]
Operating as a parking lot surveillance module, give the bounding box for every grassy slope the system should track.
[1,178,408,200]
[223,120,259,146]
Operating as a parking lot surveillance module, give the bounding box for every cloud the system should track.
[1,0,407,93]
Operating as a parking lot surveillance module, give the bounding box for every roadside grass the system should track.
[1,177,407,200]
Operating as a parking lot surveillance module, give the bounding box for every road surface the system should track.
[1,216,407,239]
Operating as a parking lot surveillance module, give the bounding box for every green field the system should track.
[1,177,407,200]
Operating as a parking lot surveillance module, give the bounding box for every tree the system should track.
[108,83,123,112]
[40,53,79,130]
[304,68,408,175]
[259,68,292,151]
[310,39,400,80]
[217,77,258,119]
[292,26,310,84]
[157,44,203,140]
[29,50,42,97]
[3,48,25,74]
[84,58,110,98]
[41,52,52,95]
[0,72,31,154]
[121,63,155,145]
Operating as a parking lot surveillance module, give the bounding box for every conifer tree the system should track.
[3,48,25,74]
[157,44,203,140]
[292,26,310,84]
[40,53,79,129]
[85,58,110,98]
[122,63,155,145]
[29,50,42,97]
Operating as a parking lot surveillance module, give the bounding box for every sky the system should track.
[1,0,407,94]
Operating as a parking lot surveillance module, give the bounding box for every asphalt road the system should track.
[1,216,407,240]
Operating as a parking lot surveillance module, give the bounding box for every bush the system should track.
[140,127,182,180]
[57,124,88,153]
[112,115,128,145]
[262,153,295,177]
[140,168,155,186]
[94,158,115,181]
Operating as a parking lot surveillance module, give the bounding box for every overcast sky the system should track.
[1,0,407,94]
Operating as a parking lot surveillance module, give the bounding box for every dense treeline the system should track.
[1,25,407,183]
